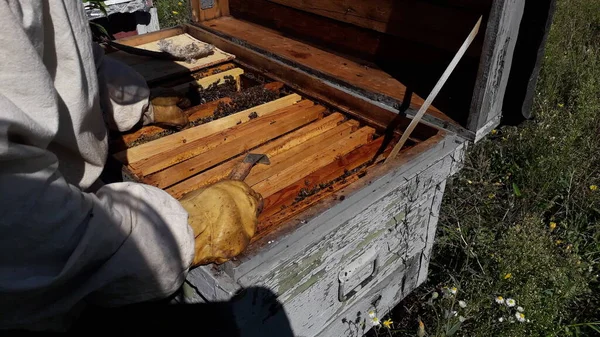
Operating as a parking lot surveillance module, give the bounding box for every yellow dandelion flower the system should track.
[558,103,564,108]
[491,129,498,135]
[555,239,562,245]
[172,10,179,14]
[549,222,557,231]
[590,185,598,191]
[417,319,426,337]
[383,318,393,329]
[504,273,512,279]
[178,1,183,5]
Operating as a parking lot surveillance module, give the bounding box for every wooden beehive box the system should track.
[104,0,555,335]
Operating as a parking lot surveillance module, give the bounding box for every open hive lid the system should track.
[186,0,529,142]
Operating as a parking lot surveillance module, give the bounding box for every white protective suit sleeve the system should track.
[93,43,156,133]
[0,1,194,332]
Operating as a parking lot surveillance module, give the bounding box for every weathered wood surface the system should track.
[318,254,422,337]
[468,0,525,138]
[231,155,450,335]
[185,265,241,303]
[106,33,235,83]
[166,112,345,199]
[318,180,446,337]
[141,104,325,188]
[417,180,446,287]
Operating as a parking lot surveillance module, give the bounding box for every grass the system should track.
[370,0,600,336]
[153,0,191,29]
[151,1,600,335]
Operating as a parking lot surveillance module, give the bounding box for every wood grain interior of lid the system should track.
[196,17,447,118]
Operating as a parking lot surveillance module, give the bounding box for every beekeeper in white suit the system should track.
[0,1,260,332]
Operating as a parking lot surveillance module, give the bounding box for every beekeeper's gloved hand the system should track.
[179,180,263,266]
[148,87,189,128]
[94,43,188,132]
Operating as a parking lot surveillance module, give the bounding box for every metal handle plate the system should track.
[201,0,215,10]
[338,250,379,302]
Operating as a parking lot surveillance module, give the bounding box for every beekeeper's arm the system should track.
[0,1,195,331]
[92,43,189,132]
[0,1,260,331]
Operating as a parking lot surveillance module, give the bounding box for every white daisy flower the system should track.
[517,306,524,312]
[495,296,505,304]
[459,300,467,308]
[505,298,516,307]
[445,310,458,318]
[449,286,458,295]
[459,316,466,323]
[368,310,376,318]
[498,317,504,322]
[515,312,526,323]
[371,317,380,326]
